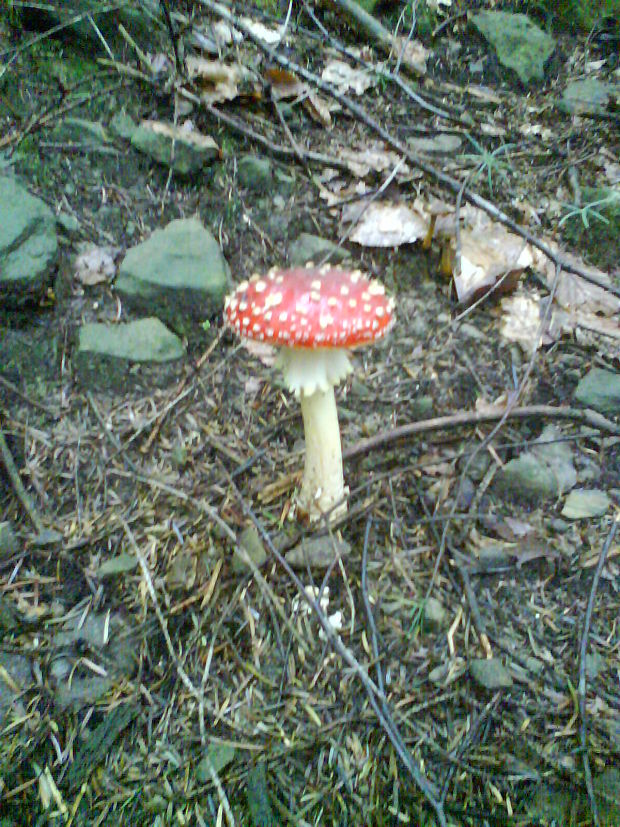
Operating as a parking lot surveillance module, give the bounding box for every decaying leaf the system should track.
[304,92,333,128]
[186,57,257,103]
[337,145,410,178]
[265,67,307,101]
[348,201,428,247]
[450,226,533,304]
[74,245,117,286]
[321,60,375,95]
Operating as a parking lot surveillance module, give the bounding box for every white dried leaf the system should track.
[240,16,283,45]
[321,60,375,95]
[349,202,428,247]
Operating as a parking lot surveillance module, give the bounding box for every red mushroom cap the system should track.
[224,265,395,348]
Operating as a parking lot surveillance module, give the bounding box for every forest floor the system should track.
[0,2,618,825]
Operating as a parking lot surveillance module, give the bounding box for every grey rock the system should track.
[470,11,555,86]
[96,553,139,578]
[0,176,58,306]
[289,233,350,267]
[560,80,620,117]
[422,597,449,633]
[286,535,351,569]
[75,318,185,391]
[238,155,273,192]
[496,425,576,504]
[116,218,229,333]
[575,368,620,415]
[131,121,220,176]
[232,526,268,573]
[469,658,513,690]
[562,489,610,520]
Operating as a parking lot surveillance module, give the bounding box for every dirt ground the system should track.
[0,2,618,825]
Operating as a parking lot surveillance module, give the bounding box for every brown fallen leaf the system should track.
[186,57,257,103]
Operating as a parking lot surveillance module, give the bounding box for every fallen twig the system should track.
[345,404,620,459]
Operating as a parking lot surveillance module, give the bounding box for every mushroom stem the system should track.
[297,386,347,523]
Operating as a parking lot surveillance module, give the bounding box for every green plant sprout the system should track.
[460,134,515,196]
[558,190,620,228]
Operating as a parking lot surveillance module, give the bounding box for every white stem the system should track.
[296,386,347,523]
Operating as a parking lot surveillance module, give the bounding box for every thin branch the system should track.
[345,403,620,460]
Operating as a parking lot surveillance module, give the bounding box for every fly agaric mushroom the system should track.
[224,264,395,524]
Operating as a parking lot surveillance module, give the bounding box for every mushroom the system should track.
[224,264,395,524]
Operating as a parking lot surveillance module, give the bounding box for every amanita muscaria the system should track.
[224,264,395,523]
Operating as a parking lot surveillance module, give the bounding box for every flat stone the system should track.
[237,155,273,192]
[574,368,620,415]
[289,233,350,266]
[560,80,620,117]
[0,175,58,306]
[116,218,229,334]
[470,658,513,690]
[131,120,220,176]
[285,535,351,569]
[562,489,610,519]
[496,425,576,504]
[75,318,185,391]
[470,11,555,86]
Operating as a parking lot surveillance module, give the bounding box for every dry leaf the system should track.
[321,60,375,95]
[499,293,555,353]
[348,201,428,247]
[74,245,117,286]
[337,145,409,178]
[141,120,220,154]
[240,16,284,45]
[303,92,333,128]
[186,57,256,103]
[451,227,533,304]
[265,67,307,100]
